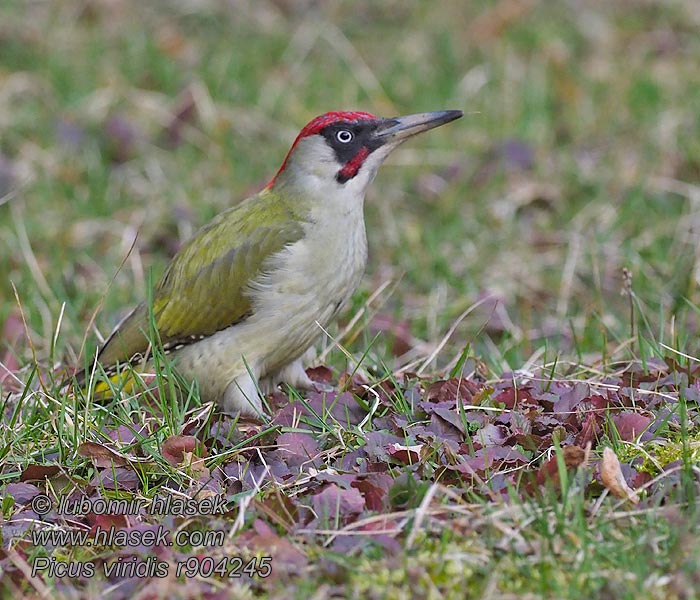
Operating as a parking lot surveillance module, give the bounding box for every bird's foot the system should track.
[222,370,265,419]
[263,358,334,396]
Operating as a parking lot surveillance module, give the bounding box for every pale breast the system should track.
[244,209,368,368]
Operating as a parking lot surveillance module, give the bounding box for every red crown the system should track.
[267,111,378,188]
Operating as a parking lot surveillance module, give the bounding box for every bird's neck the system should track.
[269,166,369,221]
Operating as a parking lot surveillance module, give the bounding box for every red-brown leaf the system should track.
[20,464,61,482]
[312,484,365,519]
[613,412,653,442]
[351,473,393,511]
[161,435,205,465]
[78,442,129,468]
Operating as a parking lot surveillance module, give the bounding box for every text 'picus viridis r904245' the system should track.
[85,109,463,417]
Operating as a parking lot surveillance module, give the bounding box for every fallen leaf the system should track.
[78,442,129,468]
[255,489,299,530]
[90,468,141,491]
[161,435,206,466]
[3,483,42,504]
[575,413,601,448]
[613,412,653,442]
[20,464,61,482]
[312,484,365,519]
[87,511,131,535]
[107,425,147,446]
[474,423,508,447]
[538,445,586,481]
[239,519,307,575]
[351,473,393,511]
[600,447,639,504]
[306,365,334,384]
[387,442,423,465]
[275,431,321,467]
[553,382,590,415]
[181,451,210,480]
[425,378,480,404]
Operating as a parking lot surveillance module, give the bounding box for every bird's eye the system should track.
[336,130,353,143]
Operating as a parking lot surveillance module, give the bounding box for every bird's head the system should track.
[267,110,463,197]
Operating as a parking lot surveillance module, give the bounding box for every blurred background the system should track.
[1,0,700,376]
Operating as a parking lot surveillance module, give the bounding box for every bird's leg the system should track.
[223,368,264,418]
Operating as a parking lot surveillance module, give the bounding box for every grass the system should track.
[2,0,700,598]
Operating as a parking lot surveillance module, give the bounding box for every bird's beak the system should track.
[373,110,463,145]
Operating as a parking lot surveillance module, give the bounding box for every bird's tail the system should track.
[68,361,151,401]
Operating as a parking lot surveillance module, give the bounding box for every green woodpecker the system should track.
[89,109,463,417]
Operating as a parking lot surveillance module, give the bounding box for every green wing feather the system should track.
[97,190,306,366]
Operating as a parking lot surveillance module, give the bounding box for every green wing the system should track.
[97,190,305,366]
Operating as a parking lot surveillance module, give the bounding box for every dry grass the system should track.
[3,1,700,598]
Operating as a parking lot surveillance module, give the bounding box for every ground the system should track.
[2,1,700,598]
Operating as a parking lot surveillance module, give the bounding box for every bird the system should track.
[85,109,463,418]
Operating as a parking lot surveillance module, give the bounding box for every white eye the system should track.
[336,130,353,143]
